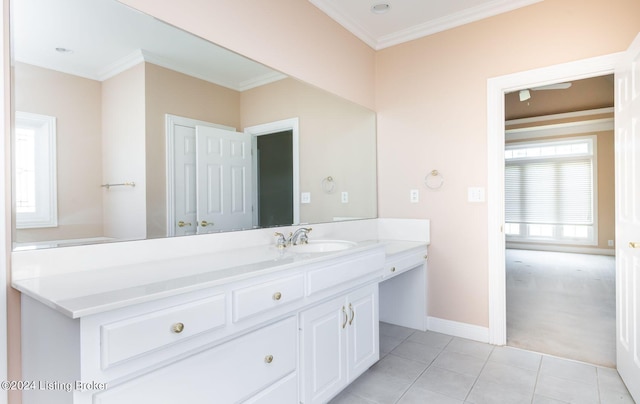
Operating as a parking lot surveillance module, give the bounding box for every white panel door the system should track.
[172,124,197,236]
[299,295,347,404]
[347,284,379,380]
[615,32,640,403]
[196,126,252,233]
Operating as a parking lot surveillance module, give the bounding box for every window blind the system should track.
[505,158,593,226]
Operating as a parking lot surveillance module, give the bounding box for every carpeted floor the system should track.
[506,249,616,368]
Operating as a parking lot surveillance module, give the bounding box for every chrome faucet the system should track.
[274,232,288,249]
[290,227,312,245]
[274,227,312,248]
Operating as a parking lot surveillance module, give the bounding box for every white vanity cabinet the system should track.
[299,283,379,404]
[18,242,388,404]
[93,316,298,404]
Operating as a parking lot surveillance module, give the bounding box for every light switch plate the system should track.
[341,191,349,203]
[301,192,311,204]
[468,187,485,202]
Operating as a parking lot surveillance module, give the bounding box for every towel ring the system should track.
[321,176,335,193]
[425,170,444,190]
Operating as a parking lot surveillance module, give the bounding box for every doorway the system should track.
[503,76,616,366]
[245,117,300,226]
[486,52,620,346]
[256,130,294,227]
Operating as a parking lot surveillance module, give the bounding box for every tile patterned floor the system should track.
[328,322,634,404]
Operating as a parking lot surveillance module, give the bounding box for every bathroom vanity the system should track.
[13,219,429,404]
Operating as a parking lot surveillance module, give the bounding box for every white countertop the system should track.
[13,239,427,319]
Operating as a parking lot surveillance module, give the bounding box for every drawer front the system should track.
[383,250,427,279]
[242,372,298,404]
[101,294,226,368]
[232,274,304,322]
[307,251,384,296]
[94,316,297,404]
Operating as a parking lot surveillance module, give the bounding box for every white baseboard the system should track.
[426,316,490,344]
[506,242,615,256]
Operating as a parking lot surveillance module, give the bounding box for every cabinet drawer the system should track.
[94,316,297,404]
[232,274,304,322]
[242,372,297,404]
[307,252,383,296]
[383,250,427,279]
[100,294,226,368]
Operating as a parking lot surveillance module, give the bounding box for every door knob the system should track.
[200,220,213,227]
[177,221,191,228]
[630,242,640,249]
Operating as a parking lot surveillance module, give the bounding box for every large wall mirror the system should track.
[11,0,377,249]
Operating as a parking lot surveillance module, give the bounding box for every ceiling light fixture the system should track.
[519,89,531,102]
[371,4,391,14]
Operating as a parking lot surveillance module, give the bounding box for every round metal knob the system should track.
[390,267,396,272]
[171,322,185,333]
[273,292,282,301]
[264,355,274,364]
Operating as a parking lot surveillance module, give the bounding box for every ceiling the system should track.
[505,75,614,121]
[14,0,547,87]
[308,0,543,50]
[12,0,284,90]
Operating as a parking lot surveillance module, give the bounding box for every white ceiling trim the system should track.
[309,0,543,50]
[96,49,145,82]
[308,0,379,49]
[505,118,614,141]
[96,49,286,91]
[237,71,288,92]
[376,0,544,50]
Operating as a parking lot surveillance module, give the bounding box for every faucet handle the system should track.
[298,232,310,244]
[274,232,287,249]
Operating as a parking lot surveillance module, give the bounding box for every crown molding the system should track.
[307,0,379,49]
[310,0,543,50]
[95,49,145,81]
[96,49,285,91]
[237,71,288,92]
[376,0,543,49]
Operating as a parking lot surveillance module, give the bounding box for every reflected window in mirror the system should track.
[14,111,58,229]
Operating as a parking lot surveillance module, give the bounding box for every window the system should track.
[505,136,596,244]
[15,112,57,229]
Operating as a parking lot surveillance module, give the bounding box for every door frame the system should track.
[486,52,622,345]
[165,114,235,236]
[244,118,300,226]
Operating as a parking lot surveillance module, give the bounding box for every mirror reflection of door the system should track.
[167,115,296,236]
[172,122,198,237]
[167,115,244,236]
[256,130,293,227]
[195,125,252,234]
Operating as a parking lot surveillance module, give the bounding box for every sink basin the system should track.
[288,240,357,253]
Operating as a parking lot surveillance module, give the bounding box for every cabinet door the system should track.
[347,284,379,380]
[299,295,348,404]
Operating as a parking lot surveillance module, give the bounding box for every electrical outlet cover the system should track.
[410,189,419,203]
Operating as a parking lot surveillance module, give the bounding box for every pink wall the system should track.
[5,0,640,401]
[375,0,640,326]
[14,63,104,243]
[117,0,376,110]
